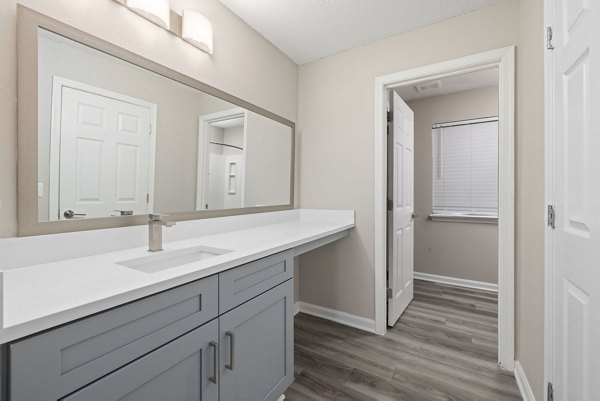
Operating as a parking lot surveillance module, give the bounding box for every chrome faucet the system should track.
[148,214,176,252]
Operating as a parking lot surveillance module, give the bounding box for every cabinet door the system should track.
[219,279,294,401]
[62,320,219,401]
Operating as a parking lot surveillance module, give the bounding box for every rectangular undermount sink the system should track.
[117,246,232,274]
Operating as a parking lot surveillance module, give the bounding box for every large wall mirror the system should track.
[17,7,294,236]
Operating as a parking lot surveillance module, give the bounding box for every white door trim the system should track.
[374,46,516,371]
[49,76,158,220]
[196,107,246,211]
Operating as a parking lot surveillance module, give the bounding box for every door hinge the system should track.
[146,193,150,203]
[387,288,392,299]
[547,382,553,401]
[387,111,393,123]
[149,124,153,135]
[387,198,393,211]
[546,26,555,50]
[547,205,556,229]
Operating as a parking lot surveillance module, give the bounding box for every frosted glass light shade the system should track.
[126,0,171,30]
[182,10,213,54]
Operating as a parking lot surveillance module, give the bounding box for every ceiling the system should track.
[394,68,499,101]
[218,0,506,65]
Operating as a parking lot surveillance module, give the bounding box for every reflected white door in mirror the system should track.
[48,77,157,221]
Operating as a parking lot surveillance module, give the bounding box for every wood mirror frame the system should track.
[17,6,295,236]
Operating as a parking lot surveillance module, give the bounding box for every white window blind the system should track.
[432,119,498,217]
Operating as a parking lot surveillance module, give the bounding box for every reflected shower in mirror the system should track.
[198,108,292,211]
[203,109,246,210]
[36,28,293,223]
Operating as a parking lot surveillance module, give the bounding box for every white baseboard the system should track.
[293,302,300,316]
[514,361,536,401]
[414,272,498,292]
[295,301,376,333]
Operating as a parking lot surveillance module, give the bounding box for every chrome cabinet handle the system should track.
[63,210,86,219]
[209,341,219,384]
[225,331,235,370]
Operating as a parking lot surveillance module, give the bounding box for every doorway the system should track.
[196,108,247,211]
[375,46,516,371]
[387,69,501,328]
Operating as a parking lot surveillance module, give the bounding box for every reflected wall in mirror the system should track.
[35,28,293,224]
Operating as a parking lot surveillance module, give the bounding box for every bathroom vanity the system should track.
[0,209,354,401]
[12,253,292,401]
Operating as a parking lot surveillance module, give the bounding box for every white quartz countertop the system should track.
[0,209,354,343]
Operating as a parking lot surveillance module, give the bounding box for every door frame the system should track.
[374,46,516,371]
[49,76,158,220]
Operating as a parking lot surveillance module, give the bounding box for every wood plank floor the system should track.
[285,279,522,401]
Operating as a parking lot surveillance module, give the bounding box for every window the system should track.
[431,118,498,221]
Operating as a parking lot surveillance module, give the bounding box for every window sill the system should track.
[429,214,498,224]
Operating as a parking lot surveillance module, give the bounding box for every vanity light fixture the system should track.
[126,0,171,30]
[116,0,214,55]
[182,10,214,55]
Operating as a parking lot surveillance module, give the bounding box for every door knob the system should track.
[63,209,86,219]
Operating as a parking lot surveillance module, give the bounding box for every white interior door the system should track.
[551,0,600,399]
[58,87,153,220]
[387,90,414,327]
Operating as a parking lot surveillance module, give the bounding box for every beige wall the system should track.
[298,0,518,321]
[297,0,545,398]
[516,0,546,398]
[0,0,298,237]
[408,86,499,284]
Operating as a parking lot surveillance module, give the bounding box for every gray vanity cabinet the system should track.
[62,319,219,401]
[219,280,294,401]
[8,251,294,401]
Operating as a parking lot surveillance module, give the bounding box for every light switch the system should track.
[38,183,44,198]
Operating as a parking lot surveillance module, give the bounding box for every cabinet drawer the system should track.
[61,319,219,401]
[10,275,218,401]
[219,251,293,313]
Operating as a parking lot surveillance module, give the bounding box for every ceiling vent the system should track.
[415,80,442,93]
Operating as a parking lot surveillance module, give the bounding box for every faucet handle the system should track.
[149,213,168,222]
[149,213,176,227]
